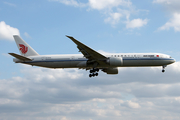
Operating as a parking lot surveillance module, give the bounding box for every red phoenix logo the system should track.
[19,44,28,54]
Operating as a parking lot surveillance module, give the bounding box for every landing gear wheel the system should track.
[93,73,96,77]
[89,68,99,77]
[90,70,93,73]
[162,65,167,73]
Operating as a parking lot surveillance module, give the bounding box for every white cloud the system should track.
[153,0,180,32]
[0,98,22,105]
[153,0,180,8]
[50,0,148,27]
[2,60,180,119]
[153,0,180,11]
[49,0,87,7]
[88,0,132,10]
[121,100,141,108]
[153,0,173,4]
[0,21,20,41]
[104,12,122,25]
[128,101,141,108]
[24,32,31,38]
[126,18,148,29]
[50,0,132,10]
[1,53,10,57]
[88,0,133,26]
[158,13,180,32]
[3,2,16,7]
[61,117,69,120]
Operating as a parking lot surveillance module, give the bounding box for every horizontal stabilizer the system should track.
[9,53,32,61]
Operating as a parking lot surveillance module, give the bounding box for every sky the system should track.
[1,0,180,120]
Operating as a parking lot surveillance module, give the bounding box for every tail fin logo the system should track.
[19,44,28,54]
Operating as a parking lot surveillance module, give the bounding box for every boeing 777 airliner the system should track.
[9,35,175,77]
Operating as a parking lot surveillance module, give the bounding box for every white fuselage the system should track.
[14,53,175,69]
[10,35,176,76]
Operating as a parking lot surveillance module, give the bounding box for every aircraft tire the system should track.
[95,73,98,76]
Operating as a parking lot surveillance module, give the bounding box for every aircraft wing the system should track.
[66,36,107,65]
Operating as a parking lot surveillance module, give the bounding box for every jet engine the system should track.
[107,57,123,66]
[102,67,118,74]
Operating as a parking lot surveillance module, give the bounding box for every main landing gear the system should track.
[89,68,99,77]
[162,65,167,73]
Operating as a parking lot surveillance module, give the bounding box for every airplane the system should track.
[9,35,175,77]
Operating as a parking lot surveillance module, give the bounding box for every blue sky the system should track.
[1,0,180,120]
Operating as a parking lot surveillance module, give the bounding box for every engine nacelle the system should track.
[102,68,118,74]
[107,57,123,66]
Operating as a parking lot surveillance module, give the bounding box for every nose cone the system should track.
[173,58,176,63]
[170,58,176,64]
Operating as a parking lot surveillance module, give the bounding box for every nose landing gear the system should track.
[162,65,167,73]
[89,68,99,77]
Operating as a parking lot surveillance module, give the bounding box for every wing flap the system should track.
[9,53,32,61]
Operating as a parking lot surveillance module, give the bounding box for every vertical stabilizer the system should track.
[13,35,39,56]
